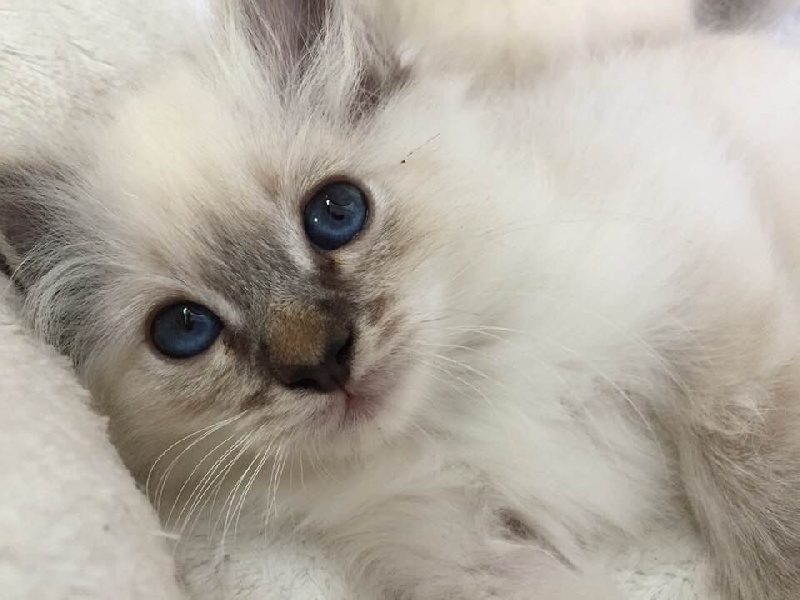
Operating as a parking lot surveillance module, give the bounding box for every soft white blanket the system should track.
[1,1,798,598]
[0,280,185,600]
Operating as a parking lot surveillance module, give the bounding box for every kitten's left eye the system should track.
[150,302,223,359]
[303,181,368,251]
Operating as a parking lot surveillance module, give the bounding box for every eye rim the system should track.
[301,177,372,253]
[147,299,224,361]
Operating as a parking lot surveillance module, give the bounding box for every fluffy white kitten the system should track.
[3,1,800,599]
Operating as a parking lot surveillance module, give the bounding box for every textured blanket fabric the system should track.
[0,0,207,159]
[0,282,185,600]
[0,1,799,598]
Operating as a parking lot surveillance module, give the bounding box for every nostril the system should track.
[287,377,322,392]
[278,365,336,393]
[334,331,354,368]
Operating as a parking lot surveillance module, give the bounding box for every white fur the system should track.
[355,0,694,75]
[84,34,800,599]
[6,4,800,600]
[353,0,799,77]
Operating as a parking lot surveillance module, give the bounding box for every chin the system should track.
[306,357,434,462]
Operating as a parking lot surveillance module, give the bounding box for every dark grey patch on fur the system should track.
[313,253,343,290]
[378,315,401,345]
[240,386,270,411]
[365,294,390,326]
[496,509,536,541]
[0,252,13,280]
[197,207,365,385]
[348,44,412,122]
[244,0,409,122]
[199,211,297,309]
[242,0,331,67]
[695,0,786,28]
[0,165,64,284]
[222,327,263,364]
[4,163,150,366]
[0,166,102,352]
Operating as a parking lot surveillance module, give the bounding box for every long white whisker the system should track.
[165,428,243,530]
[150,414,242,513]
[174,431,254,536]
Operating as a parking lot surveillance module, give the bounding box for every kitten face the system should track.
[0,1,528,477]
[77,74,452,467]
[0,5,512,474]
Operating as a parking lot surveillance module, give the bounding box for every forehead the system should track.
[82,56,430,317]
[91,71,345,249]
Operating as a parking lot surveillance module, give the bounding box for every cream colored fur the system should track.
[3,2,800,600]
[354,0,797,76]
[6,8,800,599]
[355,0,694,75]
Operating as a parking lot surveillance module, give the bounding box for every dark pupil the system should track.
[328,196,352,219]
[180,307,194,329]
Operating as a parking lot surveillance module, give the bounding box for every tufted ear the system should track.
[0,164,67,288]
[234,0,410,118]
[237,0,331,62]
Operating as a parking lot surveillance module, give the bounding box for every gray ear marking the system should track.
[0,168,44,260]
[238,0,410,117]
[0,246,13,280]
[240,0,331,61]
[0,163,67,288]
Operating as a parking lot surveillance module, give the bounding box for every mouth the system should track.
[318,364,398,428]
[339,378,383,425]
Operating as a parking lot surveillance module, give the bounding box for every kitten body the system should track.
[3,4,800,600]
[354,0,796,76]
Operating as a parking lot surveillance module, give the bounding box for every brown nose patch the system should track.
[268,302,327,366]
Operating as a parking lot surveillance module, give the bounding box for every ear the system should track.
[0,164,67,288]
[234,0,411,117]
[237,0,331,62]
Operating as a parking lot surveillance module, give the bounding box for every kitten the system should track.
[353,0,695,76]
[354,0,796,77]
[3,1,800,599]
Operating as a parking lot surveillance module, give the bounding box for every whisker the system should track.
[173,431,254,537]
[165,428,243,530]
[150,414,243,513]
[234,447,272,542]
[209,433,261,549]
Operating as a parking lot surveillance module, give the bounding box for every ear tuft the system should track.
[238,0,331,63]
[0,164,69,287]
[230,0,411,120]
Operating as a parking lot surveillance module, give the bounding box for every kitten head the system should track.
[0,0,519,476]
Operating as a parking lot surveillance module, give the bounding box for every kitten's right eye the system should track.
[150,302,223,359]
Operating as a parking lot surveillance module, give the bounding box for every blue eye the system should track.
[303,181,368,251]
[150,302,223,359]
